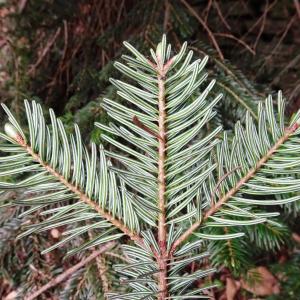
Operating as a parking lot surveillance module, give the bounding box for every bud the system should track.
[4,123,20,141]
[50,228,61,239]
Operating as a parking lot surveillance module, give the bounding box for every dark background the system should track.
[0,1,299,135]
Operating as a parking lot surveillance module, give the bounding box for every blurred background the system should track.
[1,0,299,139]
[0,1,300,299]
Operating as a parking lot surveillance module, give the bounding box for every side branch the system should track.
[170,124,299,253]
[16,138,144,246]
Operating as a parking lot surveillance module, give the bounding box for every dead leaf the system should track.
[292,233,300,244]
[18,0,28,13]
[241,266,280,296]
[4,291,17,300]
[226,277,241,300]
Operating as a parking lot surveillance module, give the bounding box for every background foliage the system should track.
[0,0,299,299]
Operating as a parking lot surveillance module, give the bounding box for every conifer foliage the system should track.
[1,36,300,299]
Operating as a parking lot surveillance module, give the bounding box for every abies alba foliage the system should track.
[1,36,300,299]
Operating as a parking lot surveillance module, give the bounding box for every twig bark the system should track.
[28,28,61,76]
[133,115,163,141]
[104,251,129,263]
[214,33,255,55]
[204,0,213,24]
[240,0,277,40]
[88,228,110,298]
[96,255,110,297]
[257,15,296,74]
[25,241,116,300]
[210,166,241,207]
[156,55,168,300]
[213,0,231,30]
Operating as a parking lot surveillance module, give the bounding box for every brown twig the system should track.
[257,15,296,74]
[213,0,231,30]
[24,241,116,300]
[289,79,300,103]
[117,0,125,23]
[240,0,277,40]
[170,123,299,253]
[204,0,213,24]
[18,0,28,13]
[59,20,69,79]
[28,27,61,76]
[214,32,255,55]
[29,264,52,281]
[271,53,300,86]
[253,0,269,50]
[189,44,262,101]
[104,251,129,263]
[96,255,110,297]
[88,228,110,297]
[180,0,224,61]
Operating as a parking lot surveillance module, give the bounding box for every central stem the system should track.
[157,66,168,299]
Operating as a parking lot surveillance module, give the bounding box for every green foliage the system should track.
[1,36,300,299]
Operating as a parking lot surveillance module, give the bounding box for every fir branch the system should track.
[14,135,145,247]
[171,122,300,253]
[2,36,300,299]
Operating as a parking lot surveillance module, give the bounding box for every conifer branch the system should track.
[15,136,145,247]
[2,36,300,299]
[170,123,300,253]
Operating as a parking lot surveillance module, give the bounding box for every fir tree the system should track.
[1,36,300,299]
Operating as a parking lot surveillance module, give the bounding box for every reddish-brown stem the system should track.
[96,255,110,297]
[157,62,168,300]
[133,115,163,141]
[170,124,298,254]
[16,139,145,247]
[210,166,241,206]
